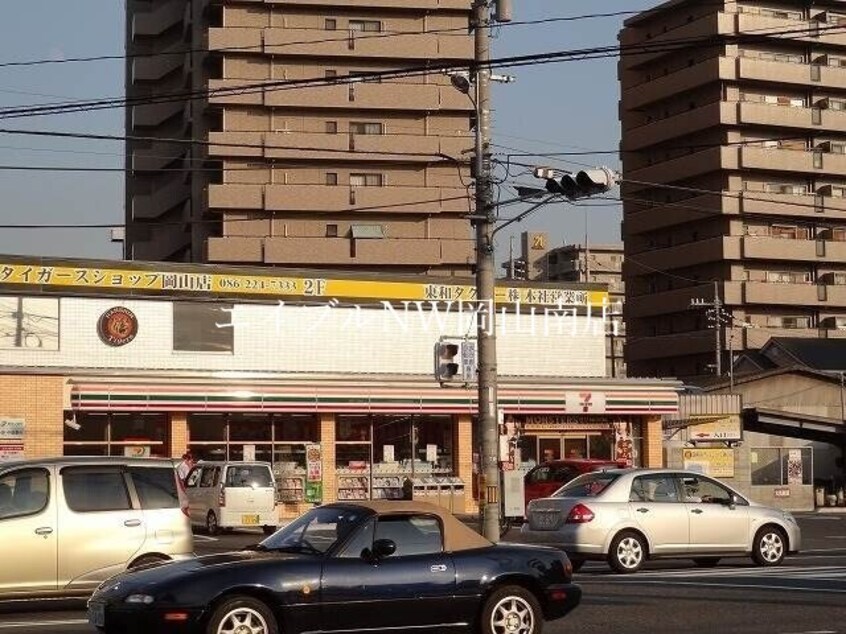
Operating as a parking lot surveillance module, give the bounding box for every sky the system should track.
[0,0,657,262]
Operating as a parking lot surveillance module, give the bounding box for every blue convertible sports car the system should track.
[87,500,581,634]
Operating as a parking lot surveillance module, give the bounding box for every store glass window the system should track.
[186,413,319,504]
[173,302,234,353]
[63,413,168,457]
[336,415,455,501]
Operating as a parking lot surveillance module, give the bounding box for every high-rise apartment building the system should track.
[125,0,475,275]
[620,0,846,378]
[502,232,627,377]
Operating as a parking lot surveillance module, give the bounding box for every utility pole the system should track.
[690,281,725,378]
[471,0,501,543]
[508,236,515,280]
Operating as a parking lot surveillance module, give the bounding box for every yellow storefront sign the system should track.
[0,261,608,307]
[682,448,735,478]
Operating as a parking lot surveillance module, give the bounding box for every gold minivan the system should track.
[0,456,195,600]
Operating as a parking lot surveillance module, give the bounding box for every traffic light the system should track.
[540,167,618,200]
[434,338,477,384]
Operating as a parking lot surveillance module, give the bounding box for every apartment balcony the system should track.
[208,27,472,61]
[207,79,474,112]
[207,183,469,214]
[131,1,186,40]
[206,236,473,267]
[623,102,737,152]
[625,236,739,272]
[229,0,471,9]
[743,326,818,349]
[131,146,188,172]
[206,131,472,162]
[625,331,714,361]
[624,193,735,235]
[622,57,736,111]
[130,101,185,128]
[626,146,728,183]
[625,286,720,319]
[741,281,822,305]
[740,235,846,261]
[131,44,186,83]
[132,177,191,220]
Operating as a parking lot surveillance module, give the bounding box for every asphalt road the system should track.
[2,514,844,633]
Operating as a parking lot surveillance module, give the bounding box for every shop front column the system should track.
[320,413,337,504]
[170,413,188,458]
[455,414,477,515]
[641,416,665,468]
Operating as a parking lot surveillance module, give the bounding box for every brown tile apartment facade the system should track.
[125,0,475,275]
[620,0,846,378]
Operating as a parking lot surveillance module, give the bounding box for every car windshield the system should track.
[257,507,369,555]
[553,472,619,498]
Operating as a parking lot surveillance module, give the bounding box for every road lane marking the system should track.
[576,579,846,593]
[193,535,218,542]
[0,620,88,630]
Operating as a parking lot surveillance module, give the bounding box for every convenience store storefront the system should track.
[0,254,680,518]
[54,378,679,517]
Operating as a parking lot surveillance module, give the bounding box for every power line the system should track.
[1,18,841,121]
[0,128,467,164]
[0,10,648,70]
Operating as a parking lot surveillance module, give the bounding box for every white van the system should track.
[0,456,194,600]
[184,461,278,535]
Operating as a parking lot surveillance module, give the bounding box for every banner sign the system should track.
[0,443,24,462]
[0,261,607,308]
[688,415,742,442]
[305,444,323,504]
[683,448,735,478]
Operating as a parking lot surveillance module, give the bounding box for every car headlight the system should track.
[124,594,155,605]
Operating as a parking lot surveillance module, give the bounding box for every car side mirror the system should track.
[365,538,396,562]
[373,538,396,558]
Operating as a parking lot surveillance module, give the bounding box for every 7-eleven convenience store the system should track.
[0,255,680,518]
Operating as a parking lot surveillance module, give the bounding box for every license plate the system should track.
[532,513,560,530]
[242,514,260,525]
[88,603,105,628]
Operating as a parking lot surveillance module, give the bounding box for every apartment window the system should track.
[766,271,811,284]
[771,224,810,239]
[831,186,846,198]
[325,18,337,30]
[831,99,846,111]
[350,122,383,135]
[326,172,339,186]
[349,20,382,32]
[173,302,234,353]
[350,173,384,187]
[326,224,339,238]
[326,121,338,134]
[767,315,811,329]
[764,183,808,195]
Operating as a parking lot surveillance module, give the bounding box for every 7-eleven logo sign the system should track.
[566,391,606,414]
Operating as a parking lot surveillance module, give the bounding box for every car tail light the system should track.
[565,503,595,524]
[218,488,226,507]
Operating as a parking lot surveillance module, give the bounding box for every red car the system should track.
[523,458,628,508]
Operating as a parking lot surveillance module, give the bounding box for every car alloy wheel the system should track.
[207,597,279,634]
[753,527,785,566]
[482,586,543,634]
[609,531,646,573]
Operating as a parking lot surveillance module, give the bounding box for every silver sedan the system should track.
[520,468,801,573]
